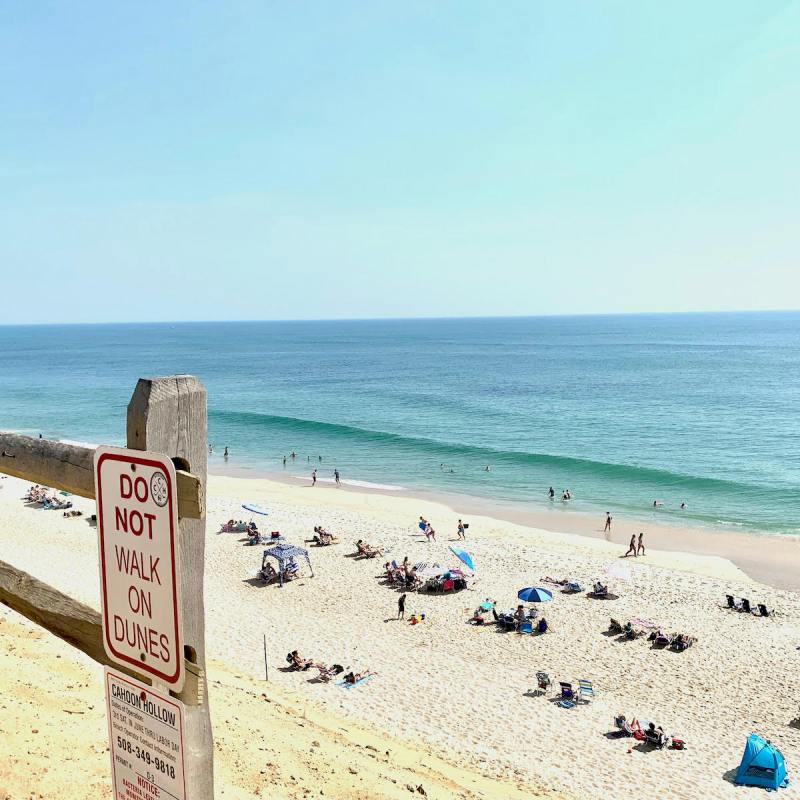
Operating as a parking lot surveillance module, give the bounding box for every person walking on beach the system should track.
[397,593,406,620]
[637,532,645,555]
[334,469,340,486]
[311,469,317,486]
[604,512,612,533]
[457,519,466,540]
[625,534,637,557]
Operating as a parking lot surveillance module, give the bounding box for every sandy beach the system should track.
[1,472,799,799]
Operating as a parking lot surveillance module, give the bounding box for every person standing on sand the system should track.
[457,519,466,540]
[625,534,637,557]
[397,593,406,620]
[604,512,612,533]
[311,469,317,486]
[637,532,645,555]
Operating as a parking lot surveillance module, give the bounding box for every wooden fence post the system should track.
[127,376,213,800]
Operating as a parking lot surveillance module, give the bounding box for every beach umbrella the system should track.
[449,546,475,572]
[517,587,553,603]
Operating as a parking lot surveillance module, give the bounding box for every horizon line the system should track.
[1,307,799,328]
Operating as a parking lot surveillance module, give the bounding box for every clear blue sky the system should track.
[2,2,798,323]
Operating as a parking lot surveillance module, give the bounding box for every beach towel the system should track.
[557,700,576,709]
[337,675,374,689]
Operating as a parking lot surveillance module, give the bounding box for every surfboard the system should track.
[242,503,269,516]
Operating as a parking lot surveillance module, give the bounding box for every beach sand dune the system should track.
[1,474,799,799]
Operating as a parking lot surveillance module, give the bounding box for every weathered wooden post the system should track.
[127,375,213,800]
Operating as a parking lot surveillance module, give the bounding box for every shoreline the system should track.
[212,465,800,592]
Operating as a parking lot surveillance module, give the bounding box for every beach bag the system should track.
[671,738,685,750]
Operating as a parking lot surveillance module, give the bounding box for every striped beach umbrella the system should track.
[517,587,553,603]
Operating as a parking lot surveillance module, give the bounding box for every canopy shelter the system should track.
[735,734,788,790]
[261,543,314,587]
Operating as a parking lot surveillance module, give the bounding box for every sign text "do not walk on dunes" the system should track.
[95,446,184,690]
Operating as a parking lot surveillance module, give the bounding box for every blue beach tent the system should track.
[735,734,788,790]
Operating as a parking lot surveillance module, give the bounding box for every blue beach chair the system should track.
[578,679,596,702]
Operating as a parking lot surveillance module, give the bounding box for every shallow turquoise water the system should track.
[1,313,798,534]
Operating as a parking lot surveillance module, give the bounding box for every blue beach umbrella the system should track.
[517,587,553,603]
[449,546,475,572]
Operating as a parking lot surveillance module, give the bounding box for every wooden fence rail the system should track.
[0,559,203,705]
[0,432,204,519]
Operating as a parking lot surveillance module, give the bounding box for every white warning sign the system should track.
[94,446,184,689]
[104,668,187,800]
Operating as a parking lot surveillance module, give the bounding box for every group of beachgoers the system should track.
[548,487,572,501]
[418,516,438,542]
[286,650,375,685]
[260,556,300,584]
[613,716,677,749]
[311,526,337,546]
[608,618,696,650]
[354,539,383,558]
[469,599,550,634]
[22,484,75,513]
[383,558,421,590]
[623,532,646,556]
[208,445,229,458]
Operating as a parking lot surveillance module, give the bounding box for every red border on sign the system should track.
[105,669,187,800]
[97,452,182,685]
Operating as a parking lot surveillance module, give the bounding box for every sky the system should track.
[1,1,799,323]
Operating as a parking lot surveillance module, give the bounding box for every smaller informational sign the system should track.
[105,668,186,800]
[94,446,184,690]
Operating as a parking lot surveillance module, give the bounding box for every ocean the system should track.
[1,313,798,535]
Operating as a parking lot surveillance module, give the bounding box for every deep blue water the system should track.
[1,313,799,534]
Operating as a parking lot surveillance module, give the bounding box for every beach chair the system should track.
[536,618,549,634]
[741,598,753,614]
[534,672,553,696]
[644,728,668,749]
[578,679,596,702]
[757,603,772,617]
[518,620,533,635]
[726,594,741,610]
[559,682,575,701]
[609,618,624,634]
[614,716,634,737]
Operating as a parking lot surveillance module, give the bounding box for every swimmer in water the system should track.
[680,502,686,510]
